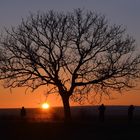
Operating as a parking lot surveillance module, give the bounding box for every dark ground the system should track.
[0,117,140,140]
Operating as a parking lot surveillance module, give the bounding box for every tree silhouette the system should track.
[0,9,140,120]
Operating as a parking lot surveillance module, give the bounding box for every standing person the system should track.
[20,106,26,117]
[128,105,135,122]
[98,104,106,122]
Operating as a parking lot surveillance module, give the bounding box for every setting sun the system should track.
[41,103,50,109]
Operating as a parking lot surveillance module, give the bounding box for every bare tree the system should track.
[0,9,140,120]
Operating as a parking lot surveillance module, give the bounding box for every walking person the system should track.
[20,106,26,118]
[98,104,106,122]
[128,105,135,122]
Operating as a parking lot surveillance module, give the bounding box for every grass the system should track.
[0,115,140,140]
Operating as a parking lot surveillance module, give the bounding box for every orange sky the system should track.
[0,84,140,108]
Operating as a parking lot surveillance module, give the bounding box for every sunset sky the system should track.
[0,0,140,108]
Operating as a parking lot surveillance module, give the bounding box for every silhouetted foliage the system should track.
[0,9,140,120]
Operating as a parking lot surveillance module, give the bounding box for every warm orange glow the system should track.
[1,85,140,108]
[41,102,50,109]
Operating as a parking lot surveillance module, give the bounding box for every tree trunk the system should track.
[61,95,71,121]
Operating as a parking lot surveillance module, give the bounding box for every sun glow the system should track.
[41,102,50,109]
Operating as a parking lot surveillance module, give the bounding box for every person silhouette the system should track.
[98,104,106,122]
[20,106,26,117]
[128,105,135,122]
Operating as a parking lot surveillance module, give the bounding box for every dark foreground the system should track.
[0,118,140,140]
